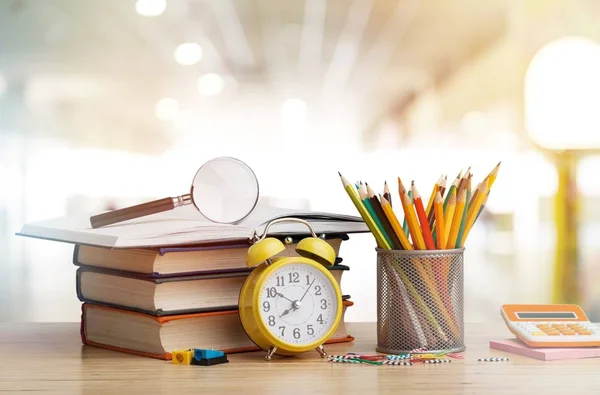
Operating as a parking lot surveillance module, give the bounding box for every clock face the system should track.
[258,262,339,345]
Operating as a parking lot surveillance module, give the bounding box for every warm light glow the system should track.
[174,42,202,66]
[197,73,224,96]
[135,0,166,17]
[154,97,179,121]
[525,36,600,150]
[281,98,308,128]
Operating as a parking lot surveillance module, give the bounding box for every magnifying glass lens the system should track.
[191,157,259,223]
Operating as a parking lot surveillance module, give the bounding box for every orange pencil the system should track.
[401,192,426,250]
[433,192,445,249]
[398,176,407,195]
[411,181,436,250]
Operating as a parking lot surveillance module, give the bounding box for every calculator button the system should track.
[546,331,561,336]
[531,332,546,336]
[537,324,550,329]
[577,331,592,335]
[561,331,576,335]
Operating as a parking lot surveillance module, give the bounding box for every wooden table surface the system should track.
[1,322,600,394]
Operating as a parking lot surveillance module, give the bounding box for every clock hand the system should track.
[279,300,301,318]
[276,292,294,303]
[279,306,295,318]
[299,278,316,303]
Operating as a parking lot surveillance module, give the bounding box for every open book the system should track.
[17,204,368,248]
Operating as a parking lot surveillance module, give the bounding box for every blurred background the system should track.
[3,0,600,323]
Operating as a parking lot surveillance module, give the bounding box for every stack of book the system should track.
[19,204,368,360]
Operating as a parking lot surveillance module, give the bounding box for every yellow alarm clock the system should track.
[239,218,343,360]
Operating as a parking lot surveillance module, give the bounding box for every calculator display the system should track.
[515,312,577,319]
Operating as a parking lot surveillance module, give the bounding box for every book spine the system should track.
[72,245,80,265]
[75,268,84,302]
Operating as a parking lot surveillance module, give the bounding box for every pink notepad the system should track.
[490,338,600,361]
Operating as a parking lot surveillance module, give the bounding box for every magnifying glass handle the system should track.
[90,195,192,228]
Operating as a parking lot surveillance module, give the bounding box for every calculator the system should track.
[501,304,600,347]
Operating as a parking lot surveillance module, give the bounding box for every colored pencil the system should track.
[425,175,443,219]
[455,176,471,248]
[446,189,466,249]
[434,192,445,250]
[399,177,411,237]
[411,181,436,250]
[339,172,390,249]
[443,173,461,210]
[390,261,448,341]
[473,161,501,205]
[367,184,403,249]
[427,175,446,228]
[475,194,488,223]
[402,190,412,237]
[460,180,489,246]
[438,175,448,197]
[401,192,426,250]
[442,190,457,244]
[339,162,498,250]
[486,161,501,190]
[380,196,414,250]
[409,258,461,340]
[457,168,470,196]
[359,186,395,249]
[383,181,392,208]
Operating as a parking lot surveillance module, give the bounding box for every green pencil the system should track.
[402,190,412,237]
[358,186,395,248]
[455,188,471,248]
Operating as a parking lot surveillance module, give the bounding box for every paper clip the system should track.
[386,354,412,360]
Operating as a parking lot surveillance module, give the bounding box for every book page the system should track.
[17,203,367,248]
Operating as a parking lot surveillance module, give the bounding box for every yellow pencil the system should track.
[446,189,466,249]
[443,189,457,244]
[425,175,443,218]
[380,196,414,250]
[339,172,391,249]
[460,180,489,246]
[401,192,426,250]
[465,180,488,231]
[485,161,501,190]
[433,192,445,249]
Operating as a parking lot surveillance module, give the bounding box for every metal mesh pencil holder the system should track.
[376,248,465,354]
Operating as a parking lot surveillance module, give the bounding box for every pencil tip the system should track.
[338,171,341,176]
[411,180,415,185]
[384,180,387,185]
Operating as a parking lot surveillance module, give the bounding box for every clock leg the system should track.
[265,346,277,361]
[315,345,327,358]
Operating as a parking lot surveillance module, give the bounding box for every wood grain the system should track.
[1,322,599,394]
[90,197,175,228]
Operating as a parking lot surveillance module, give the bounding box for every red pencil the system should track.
[411,181,436,250]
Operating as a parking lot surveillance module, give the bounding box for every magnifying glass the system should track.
[90,157,259,228]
